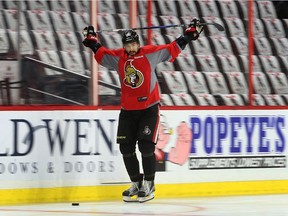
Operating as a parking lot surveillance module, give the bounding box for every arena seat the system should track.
[279,56,288,73]
[25,0,49,11]
[109,70,121,87]
[256,0,277,19]
[60,50,87,75]
[156,62,176,77]
[3,9,28,30]
[193,93,218,106]
[158,15,182,36]
[8,30,34,55]
[49,11,74,31]
[97,13,117,33]
[137,0,157,16]
[217,0,240,18]
[254,37,273,56]
[31,30,57,51]
[26,10,53,31]
[209,36,233,55]
[282,19,288,37]
[70,0,89,13]
[154,1,178,16]
[230,37,249,55]
[190,37,213,55]
[270,37,288,56]
[262,18,286,38]
[174,53,198,71]
[170,93,196,106]
[224,72,248,94]
[196,0,220,17]
[263,94,286,105]
[258,55,282,73]
[182,71,209,94]
[139,15,161,33]
[49,1,70,12]
[71,12,89,33]
[99,32,122,49]
[160,94,174,106]
[266,72,288,94]
[195,55,220,72]
[176,0,198,17]
[215,94,245,106]
[252,71,272,94]
[236,0,259,19]
[82,51,91,71]
[280,95,288,105]
[37,50,62,75]
[252,94,267,106]
[0,10,6,29]
[251,18,266,38]
[161,70,188,94]
[116,13,130,29]
[98,0,117,14]
[223,17,246,37]
[56,31,80,51]
[99,69,118,96]
[115,0,129,14]
[1,0,26,10]
[149,32,166,46]
[202,71,230,94]
[242,94,266,106]
[0,29,9,54]
[238,55,263,73]
[217,54,241,72]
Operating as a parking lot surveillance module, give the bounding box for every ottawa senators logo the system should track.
[123,60,144,88]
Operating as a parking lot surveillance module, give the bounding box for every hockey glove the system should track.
[184,18,204,41]
[82,26,102,53]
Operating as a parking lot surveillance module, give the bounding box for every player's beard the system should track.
[129,51,137,55]
[127,46,140,56]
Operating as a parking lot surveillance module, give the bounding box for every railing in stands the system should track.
[24,56,121,91]
[20,56,121,106]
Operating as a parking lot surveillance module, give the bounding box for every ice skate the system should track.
[122,180,143,202]
[137,180,155,203]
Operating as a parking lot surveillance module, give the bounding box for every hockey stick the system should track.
[95,22,224,34]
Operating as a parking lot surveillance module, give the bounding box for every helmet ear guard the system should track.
[122,30,140,45]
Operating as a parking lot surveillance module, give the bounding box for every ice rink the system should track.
[0,194,288,216]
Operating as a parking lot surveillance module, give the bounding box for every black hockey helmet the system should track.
[122,30,140,44]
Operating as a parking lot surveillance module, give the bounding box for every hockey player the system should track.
[82,18,203,203]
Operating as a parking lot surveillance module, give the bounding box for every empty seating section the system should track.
[0,0,287,105]
[0,0,93,82]
[156,0,288,106]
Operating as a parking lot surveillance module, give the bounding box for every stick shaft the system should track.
[96,24,185,33]
[96,22,224,33]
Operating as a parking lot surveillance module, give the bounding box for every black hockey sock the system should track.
[122,152,141,182]
[142,152,156,181]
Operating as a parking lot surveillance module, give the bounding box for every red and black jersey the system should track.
[95,40,181,110]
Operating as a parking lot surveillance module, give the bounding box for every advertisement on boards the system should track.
[0,109,287,189]
[0,110,125,188]
[155,110,287,183]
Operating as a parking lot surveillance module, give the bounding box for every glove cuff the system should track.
[176,35,189,50]
[184,31,199,41]
[90,43,102,53]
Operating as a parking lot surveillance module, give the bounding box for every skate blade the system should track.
[123,195,139,202]
[138,193,154,203]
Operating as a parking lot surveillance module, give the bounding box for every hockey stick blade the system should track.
[200,22,225,31]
